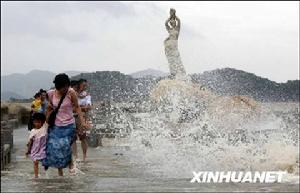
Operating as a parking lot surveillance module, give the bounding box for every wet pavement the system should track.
[1,127,299,192]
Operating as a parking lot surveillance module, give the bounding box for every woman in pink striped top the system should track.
[42,73,87,176]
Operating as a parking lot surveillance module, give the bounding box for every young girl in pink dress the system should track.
[26,113,48,178]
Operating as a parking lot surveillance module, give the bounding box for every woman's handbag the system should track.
[48,92,67,128]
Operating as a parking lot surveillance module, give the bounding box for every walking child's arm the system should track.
[25,138,33,157]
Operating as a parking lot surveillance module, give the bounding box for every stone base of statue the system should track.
[150,79,260,125]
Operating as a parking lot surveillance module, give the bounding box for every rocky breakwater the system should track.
[1,102,30,170]
[88,101,146,147]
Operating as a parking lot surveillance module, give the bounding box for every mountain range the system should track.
[190,68,299,102]
[72,68,299,102]
[130,68,169,78]
[1,68,299,102]
[1,70,86,100]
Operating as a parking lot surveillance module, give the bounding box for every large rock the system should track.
[150,79,215,122]
[150,79,260,127]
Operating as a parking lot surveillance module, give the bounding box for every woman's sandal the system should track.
[69,168,76,176]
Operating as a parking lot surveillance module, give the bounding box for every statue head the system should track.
[170,8,176,18]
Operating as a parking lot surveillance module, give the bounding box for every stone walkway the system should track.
[1,127,299,192]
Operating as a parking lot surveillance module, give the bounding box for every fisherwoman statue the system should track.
[164,8,186,79]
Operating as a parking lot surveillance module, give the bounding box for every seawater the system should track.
[116,80,300,183]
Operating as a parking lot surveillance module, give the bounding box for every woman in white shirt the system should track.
[72,79,92,163]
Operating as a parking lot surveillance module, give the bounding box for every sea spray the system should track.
[124,79,299,181]
[93,79,299,182]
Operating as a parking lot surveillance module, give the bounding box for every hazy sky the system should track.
[1,1,299,82]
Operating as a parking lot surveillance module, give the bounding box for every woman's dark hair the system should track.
[53,73,70,90]
[39,89,47,94]
[34,92,41,99]
[70,80,79,87]
[32,112,46,123]
[78,78,87,84]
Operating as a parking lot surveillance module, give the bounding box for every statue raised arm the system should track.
[165,17,171,32]
[165,17,180,40]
